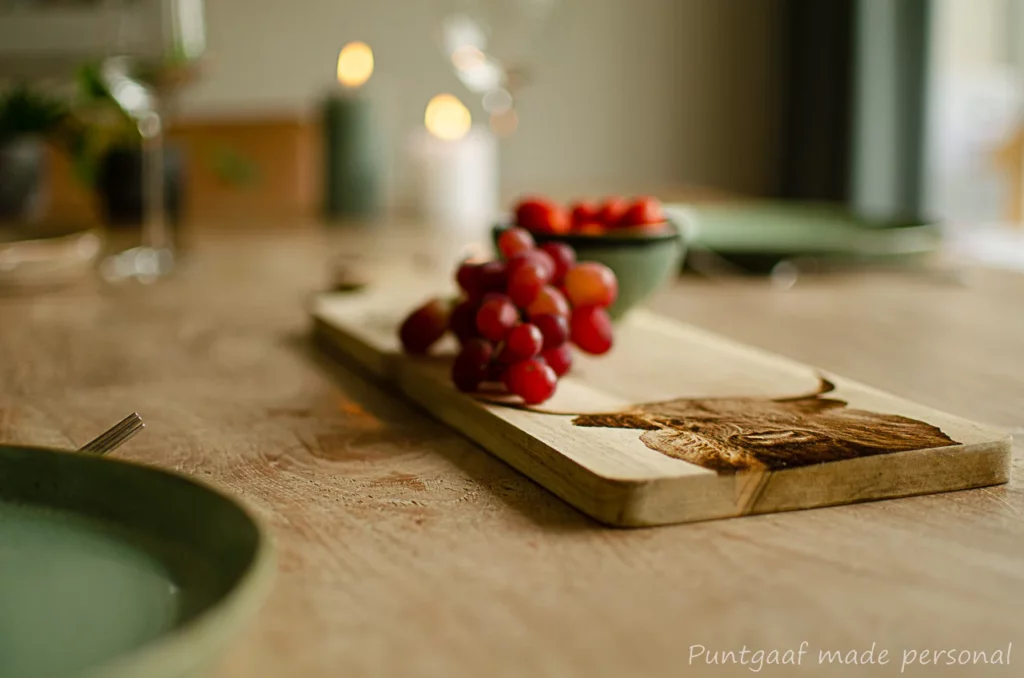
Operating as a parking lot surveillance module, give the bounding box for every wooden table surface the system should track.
[1,225,1022,677]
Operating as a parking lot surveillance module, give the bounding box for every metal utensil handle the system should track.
[78,413,145,456]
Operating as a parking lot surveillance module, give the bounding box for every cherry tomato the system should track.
[569,201,600,228]
[597,197,629,228]
[620,196,665,227]
[515,197,570,234]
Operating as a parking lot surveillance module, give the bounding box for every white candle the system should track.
[408,95,499,232]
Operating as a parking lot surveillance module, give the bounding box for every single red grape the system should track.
[532,249,556,280]
[450,299,479,345]
[476,295,518,342]
[507,249,555,282]
[455,262,480,298]
[539,242,576,284]
[504,323,543,361]
[493,341,515,364]
[563,262,618,308]
[540,344,573,376]
[501,361,519,393]
[531,313,568,350]
[481,291,508,304]
[570,306,613,355]
[505,358,558,405]
[451,338,494,392]
[398,297,451,354]
[484,360,507,383]
[497,227,535,259]
[527,285,570,318]
[507,260,548,308]
[475,260,507,299]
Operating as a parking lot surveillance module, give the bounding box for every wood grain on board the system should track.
[312,291,1012,526]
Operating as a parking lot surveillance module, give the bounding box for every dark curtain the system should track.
[775,0,932,222]
[774,0,855,202]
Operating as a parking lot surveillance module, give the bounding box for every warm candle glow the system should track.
[425,94,472,141]
[337,41,374,88]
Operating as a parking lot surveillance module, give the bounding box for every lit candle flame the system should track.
[425,94,471,141]
[337,41,374,88]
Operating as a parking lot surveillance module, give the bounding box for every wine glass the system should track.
[99,0,204,283]
[433,0,565,129]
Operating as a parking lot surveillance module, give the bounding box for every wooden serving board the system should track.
[311,291,1012,527]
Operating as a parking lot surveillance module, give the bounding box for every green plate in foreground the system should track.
[0,445,273,678]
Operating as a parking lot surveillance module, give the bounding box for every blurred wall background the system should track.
[172,0,781,215]
[10,0,1024,227]
[3,0,785,223]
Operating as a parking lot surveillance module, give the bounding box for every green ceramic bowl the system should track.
[492,215,686,319]
[0,445,274,678]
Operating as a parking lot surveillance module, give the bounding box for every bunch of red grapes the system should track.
[398,227,618,405]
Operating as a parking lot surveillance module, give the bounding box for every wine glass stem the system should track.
[140,113,168,251]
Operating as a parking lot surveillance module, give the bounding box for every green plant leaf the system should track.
[211,146,260,188]
[0,84,69,143]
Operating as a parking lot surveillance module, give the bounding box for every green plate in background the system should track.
[0,445,273,678]
[669,201,943,274]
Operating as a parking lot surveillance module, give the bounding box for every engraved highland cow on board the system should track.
[567,378,960,473]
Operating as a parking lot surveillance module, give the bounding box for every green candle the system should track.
[323,42,378,220]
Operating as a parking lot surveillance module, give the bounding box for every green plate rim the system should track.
[0,445,275,678]
[669,201,942,256]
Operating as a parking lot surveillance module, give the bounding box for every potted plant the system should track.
[2,61,254,233]
[0,85,69,221]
